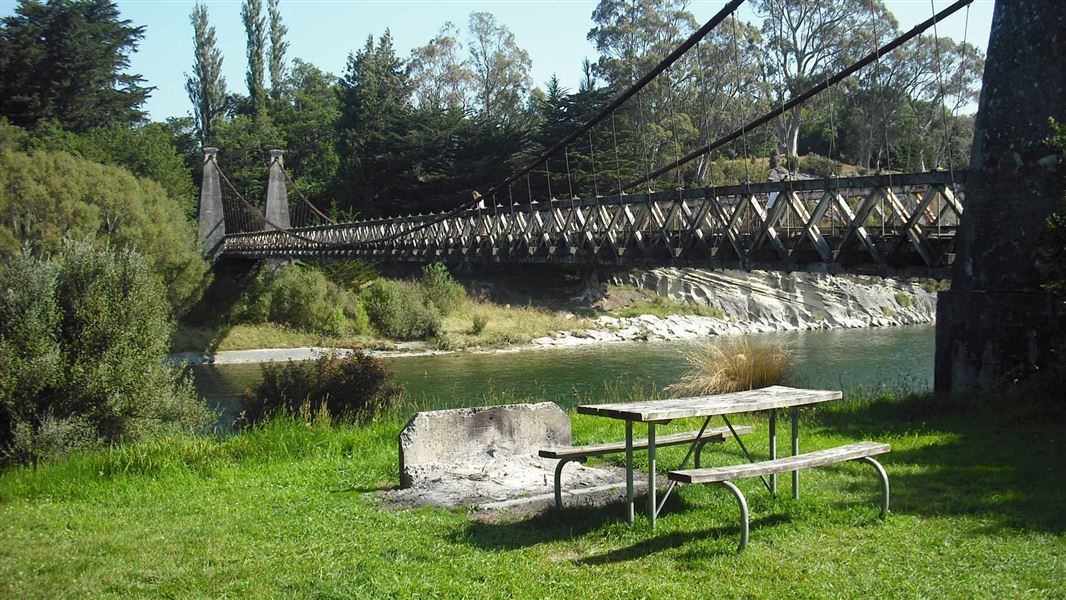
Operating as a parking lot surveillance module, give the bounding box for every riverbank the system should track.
[2,392,1062,597]
[171,268,940,364]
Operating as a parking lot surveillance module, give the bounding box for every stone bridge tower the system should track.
[935,0,1066,393]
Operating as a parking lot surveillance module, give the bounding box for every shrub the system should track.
[0,242,213,463]
[799,153,859,178]
[240,350,404,424]
[470,312,489,335]
[362,279,442,340]
[667,337,792,396]
[231,264,368,336]
[0,148,210,314]
[419,262,465,316]
[894,292,913,308]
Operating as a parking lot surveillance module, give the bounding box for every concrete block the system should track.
[398,402,571,488]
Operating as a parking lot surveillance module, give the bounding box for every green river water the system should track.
[190,325,935,417]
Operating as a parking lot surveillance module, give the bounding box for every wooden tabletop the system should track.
[576,386,841,422]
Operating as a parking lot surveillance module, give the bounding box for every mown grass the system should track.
[2,392,1063,598]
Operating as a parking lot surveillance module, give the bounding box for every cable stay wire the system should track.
[278,161,335,225]
[298,0,747,248]
[621,0,974,193]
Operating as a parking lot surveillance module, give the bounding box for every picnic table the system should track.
[576,385,842,528]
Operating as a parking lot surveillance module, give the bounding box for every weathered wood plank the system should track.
[668,441,890,484]
[538,425,754,459]
[576,386,840,422]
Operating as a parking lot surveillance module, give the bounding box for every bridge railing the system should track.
[222,171,964,275]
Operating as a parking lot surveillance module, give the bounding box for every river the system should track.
[189,325,935,418]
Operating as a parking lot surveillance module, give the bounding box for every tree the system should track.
[0,0,153,132]
[408,22,473,113]
[754,0,895,157]
[185,3,226,145]
[241,0,268,113]
[268,0,288,103]
[588,0,694,87]
[273,60,340,207]
[0,242,212,464]
[335,32,412,214]
[0,147,210,313]
[467,12,532,123]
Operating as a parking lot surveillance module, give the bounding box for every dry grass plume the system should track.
[667,337,792,396]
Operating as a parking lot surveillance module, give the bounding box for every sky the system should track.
[0,0,995,122]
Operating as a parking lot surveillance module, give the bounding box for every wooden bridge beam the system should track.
[935,0,1066,394]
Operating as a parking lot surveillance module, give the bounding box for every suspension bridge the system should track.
[198,0,981,278]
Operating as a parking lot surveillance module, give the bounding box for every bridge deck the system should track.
[222,171,964,276]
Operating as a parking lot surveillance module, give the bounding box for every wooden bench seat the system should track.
[668,441,891,551]
[540,425,753,510]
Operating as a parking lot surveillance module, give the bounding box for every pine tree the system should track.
[241,0,267,113]
[268,0,288,103]
[184,3,226,145]
[336,32,412,214]
[0,0,152,132]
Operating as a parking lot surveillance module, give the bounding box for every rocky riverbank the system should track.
[171,268,939,364]
[532,267,937,348]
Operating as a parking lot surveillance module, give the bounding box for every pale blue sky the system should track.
[0,0,994,121]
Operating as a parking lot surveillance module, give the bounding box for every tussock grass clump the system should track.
[667,337,792,396]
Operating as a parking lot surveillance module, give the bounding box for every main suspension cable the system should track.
[621,0,974,192]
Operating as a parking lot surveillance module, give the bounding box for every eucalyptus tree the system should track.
[467,12,532,124]
[754,0,895,158]
[408,22,473,113]
[185,3,226,145]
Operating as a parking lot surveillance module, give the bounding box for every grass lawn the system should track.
[1,394,1063,598]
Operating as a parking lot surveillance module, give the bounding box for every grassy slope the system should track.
[2,395,1063,598]
[172,301,589,353]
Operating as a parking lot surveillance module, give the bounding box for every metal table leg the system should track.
[769,409,777,496]
[647,422,657,528]
[791,406,800,499]
[625,420,634,524]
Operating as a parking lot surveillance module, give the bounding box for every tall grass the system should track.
[667,337,792,396]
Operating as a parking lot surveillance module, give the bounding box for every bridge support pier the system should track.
[197,148,224,258]
[265,149,290,230]
[934,0,1066,394]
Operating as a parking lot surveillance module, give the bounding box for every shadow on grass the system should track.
[576,514,791,565]
[456,493,689,551]
[816,393,1066,534]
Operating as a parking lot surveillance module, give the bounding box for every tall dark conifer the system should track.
[0,0,152,131]
[184,3,226,145]
[268,0,288,103]
[241,0,267,113]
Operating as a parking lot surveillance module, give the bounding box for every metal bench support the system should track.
[719,480,749,552]
[553,457,588,510]
[858,456,890,519]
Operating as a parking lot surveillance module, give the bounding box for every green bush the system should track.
[470,312,489,335]
[231,264,368,336]
[799,153,859,178]
[419,263,466,316]
[240,350,404,424]
[0,147,209,314]
[362,279,441,340]
[0,242,213,463]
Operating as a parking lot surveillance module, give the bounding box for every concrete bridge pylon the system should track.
[264,149,290,231]
[197,147,224,257]
[935,0,1066,394]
